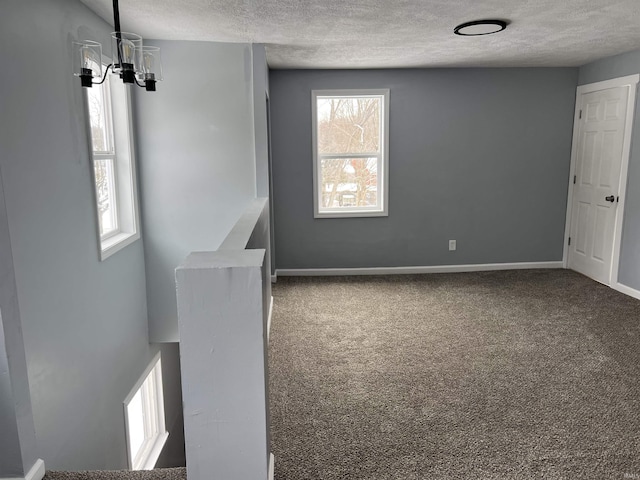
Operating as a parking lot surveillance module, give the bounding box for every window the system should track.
[312,89,389,218]
[124,353,168,470]
[86,63,140,260]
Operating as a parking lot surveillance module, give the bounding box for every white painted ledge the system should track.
[0,459,45,480]
[218,198,268,251]
[276,261,563,277]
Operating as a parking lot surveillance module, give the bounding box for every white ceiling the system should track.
[79,0,640,69]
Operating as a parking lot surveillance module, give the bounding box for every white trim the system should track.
[124,352,162,404]
[312,89,390,218]
[610,79,638,286]
[271,274,277,283]
[562,74,639,285]
[1,459,46,480]
[576,74,640,95]
[562,86,584,268]
[268,453,274,480]
[612,281,640,301]
[267,295,274,343]
[276,261,563,277]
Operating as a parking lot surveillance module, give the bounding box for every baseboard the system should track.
[276,261,563,277]
[1,459,46,480]
[271,274,277,283]
[267,295,274,343]
[268,453,275,480]
[612,281,640,301]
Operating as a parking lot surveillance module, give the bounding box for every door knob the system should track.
[605,195,615,202]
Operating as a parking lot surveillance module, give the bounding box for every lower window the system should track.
[124,353,168,470]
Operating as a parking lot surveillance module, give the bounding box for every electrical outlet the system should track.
[449,240,457,251]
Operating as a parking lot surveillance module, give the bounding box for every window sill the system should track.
[315,210,388,219]
[100,231,140,261]
[137,431,169,470]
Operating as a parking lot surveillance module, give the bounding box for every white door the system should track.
[568,86,629,284]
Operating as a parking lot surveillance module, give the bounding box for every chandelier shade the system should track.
[73,40,103,88]
[137,46,163,91]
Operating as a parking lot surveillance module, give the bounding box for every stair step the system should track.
[44,468,186,480]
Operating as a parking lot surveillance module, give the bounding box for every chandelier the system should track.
[73,0,162,91]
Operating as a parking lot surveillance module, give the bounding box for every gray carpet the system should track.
[269,269,640,479]
[44,469,185,480]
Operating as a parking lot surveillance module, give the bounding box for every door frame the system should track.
[562,74,639,288]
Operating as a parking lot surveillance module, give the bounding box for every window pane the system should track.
[86,82,111,153]
[127,388,146,462]
[320,157,378,209]
[317,97,381,154]
[94,158,118,236]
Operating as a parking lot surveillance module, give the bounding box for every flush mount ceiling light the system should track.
[454,20,508,36]
[73,0,162,91]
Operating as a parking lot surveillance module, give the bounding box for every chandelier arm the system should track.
[92,64,114,86]
[134,77,146,88]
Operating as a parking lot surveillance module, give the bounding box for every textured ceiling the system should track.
[79,0,640,69]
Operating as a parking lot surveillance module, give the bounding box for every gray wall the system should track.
[579,49,640,291]
[269,68,578,270]
[1,0,183,470]
[135,40,258,343]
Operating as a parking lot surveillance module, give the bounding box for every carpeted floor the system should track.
[268,269,640,479]
[43,469,186,480]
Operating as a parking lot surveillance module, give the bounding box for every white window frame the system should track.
[312,89,390,218]
[123,352,168,471]
[85,61,141,260]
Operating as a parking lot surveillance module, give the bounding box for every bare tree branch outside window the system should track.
[317,97,380,208]
[86,78,117,236]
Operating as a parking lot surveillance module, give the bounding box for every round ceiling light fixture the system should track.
[454,20,508,36]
